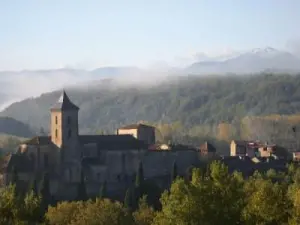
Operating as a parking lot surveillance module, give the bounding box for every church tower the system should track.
[50,91,80,161]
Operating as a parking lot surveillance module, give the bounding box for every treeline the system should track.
[2,161,300,224]
[3,73,300,134]
[134,114,300,155]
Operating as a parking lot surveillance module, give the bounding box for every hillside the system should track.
[1,73,300,132]
[0,117,35,138]
[0,133,27,155]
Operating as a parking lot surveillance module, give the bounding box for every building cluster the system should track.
[230,139,300,161]
[0,91,213,200]
[0,91,299,200]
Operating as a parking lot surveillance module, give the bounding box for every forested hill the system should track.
[0,117,34,138]
[1,73,300,135]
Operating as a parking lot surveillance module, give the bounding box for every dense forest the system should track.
[2,73,300,153]
[2,160,300,225]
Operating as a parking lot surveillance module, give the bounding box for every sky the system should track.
[1,0,300,71]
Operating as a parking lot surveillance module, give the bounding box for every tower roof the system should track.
[50,90,79,111]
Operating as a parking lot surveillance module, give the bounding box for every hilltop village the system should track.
[0,91,299,200]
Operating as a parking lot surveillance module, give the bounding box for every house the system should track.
[199,141,216,157]
[293,152,300,161]
[230,140,248,156]
[117,123,155,145]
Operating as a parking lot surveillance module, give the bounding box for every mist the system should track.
[0,68,177,111]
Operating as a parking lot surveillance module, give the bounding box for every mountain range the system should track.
[0,47,299,112]
[185,47,300,74]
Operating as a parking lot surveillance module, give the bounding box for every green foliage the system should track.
[3,160,300,225]
[10,166,18,186]
[99,180,107,199]
[5,74,300,148]
[133,195,156,225]
[170,161,178,184]
[135,161,144,188]
[0,184,42,225]
[46,201,86,225]
[124,188,134,210]
[28,178,38,195]
[39,172,51,210]
[76,169,87,201]
[69,198,132,225]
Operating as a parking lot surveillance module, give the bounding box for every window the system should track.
[55,116,58,124]
[55,129,58,138]
[68,129,72,138]
[67,116,71,125]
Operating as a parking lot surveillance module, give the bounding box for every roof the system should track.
[231,140,247,146]
[50,91,79,111]
[79,134,147,150]
[22,136,51,145]
[118,123,155,130]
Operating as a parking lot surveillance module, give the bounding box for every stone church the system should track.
[0,91,200,199]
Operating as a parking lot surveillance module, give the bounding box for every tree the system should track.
[28,178,38,195]
[0,185,42,224]
[10,166,18,186]
[242,177,289,225]
[124,188,133,210]
[133,195,155,225]
[46,201,85,225]
[170,161,178,184]
[99,180,107,199]
[39,172,51,211]
[20,190,42,223]
[70,198,132,225]
[135,161,144,188]
[76,168,87,201]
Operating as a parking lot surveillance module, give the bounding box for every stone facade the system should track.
[0,91,200,200]
[117,124,156,145]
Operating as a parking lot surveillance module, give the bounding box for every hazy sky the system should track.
[1,0,300,70]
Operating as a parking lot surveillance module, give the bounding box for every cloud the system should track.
[286,38,300,57]
[172,48,239,67]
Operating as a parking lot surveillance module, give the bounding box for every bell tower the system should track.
[50,90,80,161]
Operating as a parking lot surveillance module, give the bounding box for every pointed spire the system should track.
[50,90,79,111]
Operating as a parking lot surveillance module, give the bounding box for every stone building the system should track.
[0,91,200,199]
[117,123,155,145]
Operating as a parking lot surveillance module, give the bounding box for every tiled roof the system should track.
[22,136,51,145]
[79,134,147,150]
[118,123,155,130]
[50,91,79,111]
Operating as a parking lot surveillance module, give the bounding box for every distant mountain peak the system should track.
[250,47,278,54]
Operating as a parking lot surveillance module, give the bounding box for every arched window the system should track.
[55,129,58,138]
[68,129,72,138]
[55,116,58,124]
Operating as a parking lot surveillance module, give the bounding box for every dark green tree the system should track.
[124,188,133,210]
[39,172,51,211]
[171,161,178,183]
[76,168,87,201]
[28,178,38,195]
[99,180,107,199]
[10,166,18,186]
[135,161,144,188]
